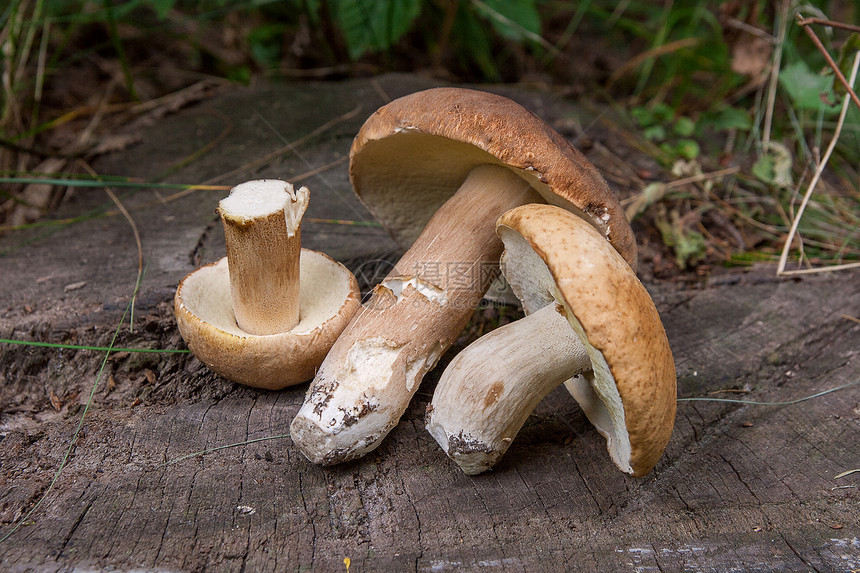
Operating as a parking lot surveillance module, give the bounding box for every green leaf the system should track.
[631,106,655,127]
[248,24,287,69]
[150,0,176,19]
[673,116,695,137]
[471,0,541,42]
[331,0,422,60]
[655,209,707,269]
[643,124,666,141]
[673,139,700,160]
[454,6,499,81]
[651,103,674,123]
[779,60,840,114]
[752,142,793,188]
[302,0,324,25]
[700,106,752,132]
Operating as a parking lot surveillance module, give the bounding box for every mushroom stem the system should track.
[426,303,591,475]
[218,180,309,335]
[291,164,542,465]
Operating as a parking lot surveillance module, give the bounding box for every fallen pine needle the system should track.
[157,433,291,467]
[834,469,860,479]
[708,388,750,395]
[678,379,859,406]
[305,217,381,227]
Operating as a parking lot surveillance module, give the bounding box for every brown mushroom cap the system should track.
[174,250,360,390]
[350,87,637,270]
[497,204,676,476]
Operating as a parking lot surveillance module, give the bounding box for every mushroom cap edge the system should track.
[174,249,360,390]
[349,87,637,271]
[496,203,676,476]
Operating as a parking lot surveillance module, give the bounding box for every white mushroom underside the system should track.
[501,227,633,474]
[178,251,352,336]
[351,132,602,249]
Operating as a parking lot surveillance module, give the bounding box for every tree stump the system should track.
[1,75,858,572]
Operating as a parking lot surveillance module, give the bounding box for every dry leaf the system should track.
[89,133,143,156]
[8,157,68,227]
[50,390,62,411]
[731,34,772,79]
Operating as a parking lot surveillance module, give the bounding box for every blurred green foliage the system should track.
[3,0,859,270]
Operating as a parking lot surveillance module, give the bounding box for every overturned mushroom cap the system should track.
[174,251,360,390]
[427,204,676,476]
[498,204,676,475]
[350,87,637,270]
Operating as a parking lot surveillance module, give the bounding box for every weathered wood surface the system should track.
[1,75,858,572]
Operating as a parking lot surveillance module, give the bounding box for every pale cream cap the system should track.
[174,250,360,390]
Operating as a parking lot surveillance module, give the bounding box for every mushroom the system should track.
[174,179,360,390]
[290,87,638,465]
[426,204,676,476]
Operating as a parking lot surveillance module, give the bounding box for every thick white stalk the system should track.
[290,165,542,465]
[218,180,309,335]
[426,303,591,475]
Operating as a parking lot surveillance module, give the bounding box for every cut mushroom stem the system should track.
[218,179,309,335]
[290,164,542,465]
[426,303,593,475]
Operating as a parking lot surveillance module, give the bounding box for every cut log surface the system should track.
[1,75,858,572]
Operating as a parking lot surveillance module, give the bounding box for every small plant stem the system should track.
[678,379,859,406]
[778,51,860,276]
[102,0,137,100]
[470,0,561,58]
[763,0,790,147]
[796,17,860,34]
[0,136,79,157]
[157,433,291,467]
[797,15,860,112]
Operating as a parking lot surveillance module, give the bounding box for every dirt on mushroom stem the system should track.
[290,164,543,465]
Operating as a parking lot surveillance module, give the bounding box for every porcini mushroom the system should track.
[290,88,638,465]
[174,180,360,390]
[426,204,676,476]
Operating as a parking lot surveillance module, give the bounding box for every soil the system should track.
[1,74,858,571]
